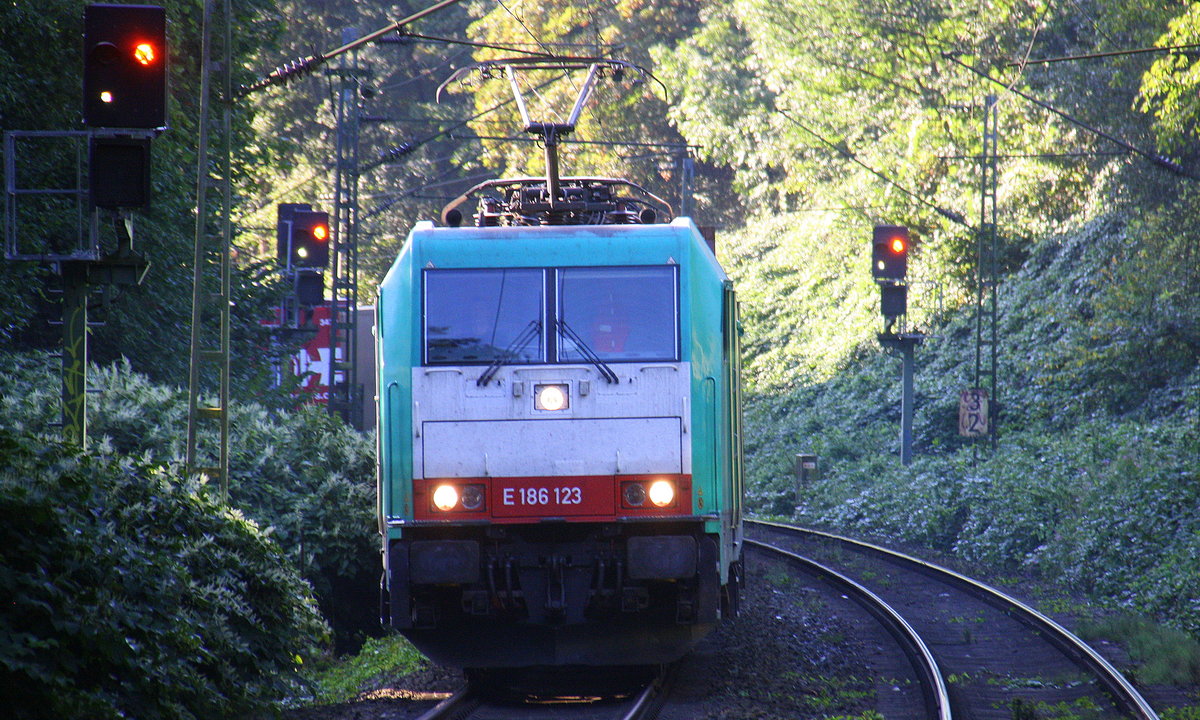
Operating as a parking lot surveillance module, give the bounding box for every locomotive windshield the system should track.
[558,267,678,362]
[424,269,543,364]
[423,265,678,365]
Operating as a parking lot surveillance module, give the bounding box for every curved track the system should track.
[748,519,1160,720]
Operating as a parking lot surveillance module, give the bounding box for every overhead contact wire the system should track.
[364,43,626,174]
[238,0,469,97]
[1007,0,1055,91]
[1008,43,1200,66]
[774,107,970,227]
[942,52,1198,180]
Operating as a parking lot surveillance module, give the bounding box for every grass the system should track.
[1077,615,1200,686]
[305,633,428,705]
[1008,696,1103,720]
[763,567,797,588]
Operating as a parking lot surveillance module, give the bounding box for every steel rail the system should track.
[748,519,1160,720]
[413,688,479,720]
[619,676,664,720]
[745,538,953,720]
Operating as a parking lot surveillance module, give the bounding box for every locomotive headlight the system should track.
[622,482,646,507]
[648,479,675,507]
[432,484,459,512]
[534,383,569,411]
[460,484,485,511]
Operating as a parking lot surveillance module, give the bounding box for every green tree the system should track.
[453,0,710,221]
[241,0,483,294]
[1138,2,1200,154]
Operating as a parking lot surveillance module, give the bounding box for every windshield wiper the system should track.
[556,320,619,384]
[477,320,541,386]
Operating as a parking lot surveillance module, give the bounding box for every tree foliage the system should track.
[1138,2,1200,154]
[241,0,484,295]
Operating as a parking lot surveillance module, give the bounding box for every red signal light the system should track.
[312,224,328,241]
[872,224,910,281]
[134,42,156,65]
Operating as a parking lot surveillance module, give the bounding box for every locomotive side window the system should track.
[424,269,544,364]
[557,266,679,362]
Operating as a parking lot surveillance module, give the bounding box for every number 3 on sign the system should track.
[958,389,989,437]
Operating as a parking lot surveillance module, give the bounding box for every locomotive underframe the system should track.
[383,519,724,667]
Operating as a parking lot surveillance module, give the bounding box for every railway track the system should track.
[745,537,952,719]
[747,519,1160,719]
[414,674,663,720]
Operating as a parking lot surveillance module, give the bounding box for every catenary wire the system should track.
[774,106,970,227]
[943,52,1198,180]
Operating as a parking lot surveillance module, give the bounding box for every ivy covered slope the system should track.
[0,356,378,718]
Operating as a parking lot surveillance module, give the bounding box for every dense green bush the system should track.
[0,429,328,719]
[223,401,378,646]
[0,353,380,648]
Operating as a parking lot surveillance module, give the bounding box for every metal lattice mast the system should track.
[186,0,233,499]
[974,95,1000,450]
[680,153,695,218]
[329,33,364,428]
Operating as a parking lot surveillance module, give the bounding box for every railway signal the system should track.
[294,270,324,306]
[872,225,909,282]
[83,4,168,129]
[275,203,311,264]
[289,210,330,269]
[274,204,326,323]
[872,223,921,465]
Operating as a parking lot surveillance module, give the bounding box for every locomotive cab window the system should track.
[558,266,679,362]
[424,269,544,364]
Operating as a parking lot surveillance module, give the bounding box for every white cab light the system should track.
[648,479,675,507]
[534,383,569,411]
[432,484,459,511]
